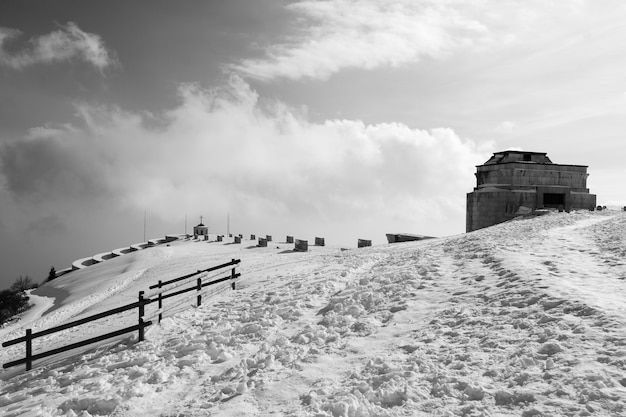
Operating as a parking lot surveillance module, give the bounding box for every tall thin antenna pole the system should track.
[143,210,146,242]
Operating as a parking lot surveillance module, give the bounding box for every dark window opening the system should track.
[543,193,565,207]
[523,153,532,161]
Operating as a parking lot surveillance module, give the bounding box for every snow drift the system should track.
[1,210,625,416]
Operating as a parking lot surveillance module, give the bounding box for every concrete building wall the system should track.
[466,189,538,232]
[466,151,596,232]
[476,164,589,190]
[569,191,597,209]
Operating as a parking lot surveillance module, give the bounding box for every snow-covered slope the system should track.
[1,211,626,416]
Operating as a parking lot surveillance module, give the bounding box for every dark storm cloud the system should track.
[0,130,109,201]
[27,215,66,236]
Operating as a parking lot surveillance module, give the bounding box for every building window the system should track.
[523,153,531,161]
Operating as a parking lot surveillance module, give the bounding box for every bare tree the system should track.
[10,276,36,292]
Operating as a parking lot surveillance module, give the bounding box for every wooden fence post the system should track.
[197,275,202,306]
[231,258,236,290]
[157,280,163,324]
[138,291,145,342]
[25,329,32,371]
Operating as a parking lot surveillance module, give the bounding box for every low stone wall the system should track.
[55,267,73,278]
[66,235,180,275]
[112,247,133,256]
[93,252,119,263]
[130,242,150,251]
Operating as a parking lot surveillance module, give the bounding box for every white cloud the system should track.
[232,0,486,81]
[495,121,517,133]
[232,0,584,81]
[0,77,491,240]
[0,22,116,71]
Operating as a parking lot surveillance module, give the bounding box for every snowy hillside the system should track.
[1,210,626,417]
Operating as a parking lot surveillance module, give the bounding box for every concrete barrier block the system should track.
[358,239,372,248]
[258,238,268,247]
[286,236,294,243]
[295,239,308,252]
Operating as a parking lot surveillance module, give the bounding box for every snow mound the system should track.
[1,210,626,416]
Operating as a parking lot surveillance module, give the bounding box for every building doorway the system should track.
[543,193,565,208]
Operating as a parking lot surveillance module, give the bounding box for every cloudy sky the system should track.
[1,0,625,288]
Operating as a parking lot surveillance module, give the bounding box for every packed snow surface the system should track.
[1,210,626,416]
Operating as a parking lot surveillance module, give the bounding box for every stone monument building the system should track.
[193,216,209,240]
[466,150,596,232]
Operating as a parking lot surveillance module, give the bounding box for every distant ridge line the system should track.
[55,234,186,279]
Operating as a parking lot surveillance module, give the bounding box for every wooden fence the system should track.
[148,259,240,324]
[2,258,240,372]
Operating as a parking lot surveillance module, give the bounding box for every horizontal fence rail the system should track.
[2,293,151,371]
[3,300,145,347]
[2,258,240,372]
[150,258,240,324]
[2,323,149,370]
[148,258,240,290]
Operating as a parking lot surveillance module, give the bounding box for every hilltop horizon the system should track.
[3,1,626,290]
[1,209,625,415]
[6,204,626,291]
